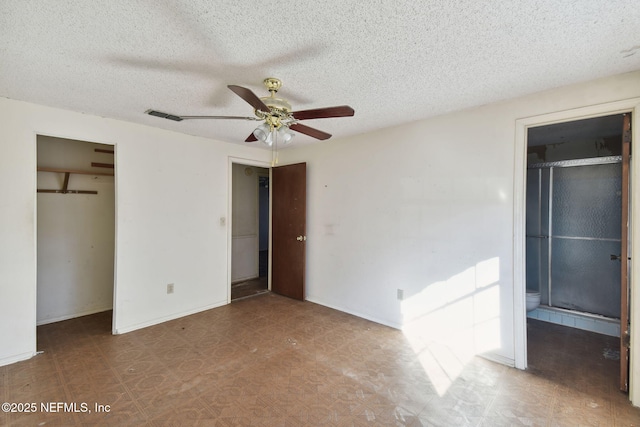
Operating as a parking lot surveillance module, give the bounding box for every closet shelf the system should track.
[37,167,114,177]
[37,168,112,194]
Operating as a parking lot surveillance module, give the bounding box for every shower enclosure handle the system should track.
[610,254,631,261]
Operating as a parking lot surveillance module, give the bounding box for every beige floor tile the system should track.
[2,294,640,426]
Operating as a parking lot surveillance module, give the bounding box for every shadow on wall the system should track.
[401,257,501,396]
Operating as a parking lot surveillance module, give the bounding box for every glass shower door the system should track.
[550,163,622,318]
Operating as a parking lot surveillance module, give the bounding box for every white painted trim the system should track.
[231,275,260,284]
[0,351,37,368]
[112,142,119,336]
[227,157,272,304]
[306,297,402,330]
[31,132,38,364]
[513,97,640,406]
[113,300,227,334]
[630,106,640,406]
[36,307,113,326]
[480,352,516,368]
[513,118,528,370]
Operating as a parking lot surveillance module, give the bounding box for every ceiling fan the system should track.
[146,77,355,145]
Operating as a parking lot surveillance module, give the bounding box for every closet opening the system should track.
[36,136,115,339]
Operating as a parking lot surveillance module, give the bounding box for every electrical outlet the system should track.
[167,283,174,294]
[397,289,404,301]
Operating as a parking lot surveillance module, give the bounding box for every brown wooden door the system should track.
[271,162,306,300]
[620,113,631,392]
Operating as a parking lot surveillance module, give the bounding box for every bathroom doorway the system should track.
[524,113,631,390]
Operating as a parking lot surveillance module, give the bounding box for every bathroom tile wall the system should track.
[528,306,620,337]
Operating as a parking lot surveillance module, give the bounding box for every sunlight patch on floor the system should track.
[401,257,502,396]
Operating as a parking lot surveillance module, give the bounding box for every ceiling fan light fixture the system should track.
[263,131,274,146]
[278,126,295,145]
[253,123,271,143]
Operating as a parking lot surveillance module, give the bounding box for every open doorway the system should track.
[36,136,115,335]
[231,163,270,300]
[524,113,631,389]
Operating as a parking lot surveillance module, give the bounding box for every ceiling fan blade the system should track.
[245,132,258,142]
[180,115,258,120]
[290,123,332,140]
[291,105,355,120]
[146,110,257,121]
[228,85,271,112]
[146,109,184,121]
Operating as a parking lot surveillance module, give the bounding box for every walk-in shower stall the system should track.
[525,114,627,327]
[526,157,622,319]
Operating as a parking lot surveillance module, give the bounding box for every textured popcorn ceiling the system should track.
[1,0,640,146]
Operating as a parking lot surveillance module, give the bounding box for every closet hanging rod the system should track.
[37,169,108,195]
[94,148,114,154]
[91,162,114,169]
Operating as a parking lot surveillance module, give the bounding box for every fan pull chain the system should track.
[271,129,279,166]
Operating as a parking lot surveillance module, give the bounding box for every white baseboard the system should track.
[0,351,35,368]
[114,300,228,334]
[231,275,259,285]
[36,306,113,326]
[480,352,516,368]
[305,296,402,330]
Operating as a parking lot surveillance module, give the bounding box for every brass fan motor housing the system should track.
[260,96,292,113]
[259,77,291,113]
[255,77,292,129]
[263,77,282,92]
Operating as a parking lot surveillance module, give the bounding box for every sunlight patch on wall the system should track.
[401,257,501,396]
[475,257,499,288]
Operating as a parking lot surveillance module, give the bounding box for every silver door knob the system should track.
[296,235,307,241]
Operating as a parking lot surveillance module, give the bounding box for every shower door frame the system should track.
[513,98,640,404]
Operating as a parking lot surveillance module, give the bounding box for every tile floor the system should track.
[1,293,639,426]
[231,277,269,301]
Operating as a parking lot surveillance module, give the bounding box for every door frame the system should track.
[227,157,271,303]
[513,98,640,404]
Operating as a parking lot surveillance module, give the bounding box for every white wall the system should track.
[37,136,115,324]
[2,70,640,404]
[0,96,269,366]
[280,71,640,399]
